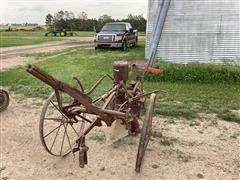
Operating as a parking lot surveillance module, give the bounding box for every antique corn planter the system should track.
[27,61,160,172]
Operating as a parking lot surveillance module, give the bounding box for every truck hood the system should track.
[98,31,124,35]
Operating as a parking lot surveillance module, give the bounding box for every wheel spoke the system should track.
[50,100,68,119]
[70,123,79,136]
[44,123,63,138]
[44,117,62,122]
[50,122,62,151]
[60,123,67,155]
[63,123,73,154]
[77,114,92,124]
[40,92,86,157]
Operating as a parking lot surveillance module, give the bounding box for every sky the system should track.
[0,0,148,24]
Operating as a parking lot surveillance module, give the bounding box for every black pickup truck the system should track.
[94,22,138,51]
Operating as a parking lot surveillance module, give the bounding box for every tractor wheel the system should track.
[135,93,156,172]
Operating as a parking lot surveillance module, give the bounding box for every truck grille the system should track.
[98,35,114,41]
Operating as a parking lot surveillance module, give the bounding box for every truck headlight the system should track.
[115,35,122,41]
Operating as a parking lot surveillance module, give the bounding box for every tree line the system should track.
[45,11,147,32]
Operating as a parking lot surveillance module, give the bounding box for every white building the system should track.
[146,0,240,64]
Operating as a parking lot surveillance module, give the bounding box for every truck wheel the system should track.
[122,40,127,51]
[133,37,138,47]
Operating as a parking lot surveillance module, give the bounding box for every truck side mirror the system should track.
[130,28,133,33]
[96,30,100,33]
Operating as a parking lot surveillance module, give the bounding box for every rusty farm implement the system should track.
[26,61,160,172]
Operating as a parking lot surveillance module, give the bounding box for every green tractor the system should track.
[45,28,70,37]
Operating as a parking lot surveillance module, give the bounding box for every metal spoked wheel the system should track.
[0,89,10,112]
[135,93,156,173]
[40,92,85,157]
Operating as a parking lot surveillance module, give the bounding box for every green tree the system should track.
[98,14,113,23]
[78,11,88,20]
[46,11,147,32]
[45,13,53,25]
[123,14,147,31]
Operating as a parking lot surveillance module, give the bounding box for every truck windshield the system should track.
[101,24,126,32]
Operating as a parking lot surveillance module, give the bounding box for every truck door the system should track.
[125,24,131,43]
[127,23,135,43]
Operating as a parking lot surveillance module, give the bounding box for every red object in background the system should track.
[147,67,161,73]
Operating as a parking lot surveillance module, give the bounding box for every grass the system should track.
[145,82,240,122]
[0,31,94,47]
[217,111,240,123]
[0,30,61,47]
[0,31,94,37]
[0,31,145,47]
[160,137,178,146]
[146,61,240,84]
[74,31,94,37]
[138,32,146,36]
[0,43,240,123]
[89,133,106,143]
[1,31,46,37]
[0,37,62,47]
[0,44,145,98]
[175,149,192,163]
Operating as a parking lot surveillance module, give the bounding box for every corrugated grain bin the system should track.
[146,0,240,64]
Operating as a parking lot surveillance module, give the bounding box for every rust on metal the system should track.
[113,61,129,82]
[26,60,160,173]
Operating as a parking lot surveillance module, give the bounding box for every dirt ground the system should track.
[0,37,93,70]
[0,93,239,180]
